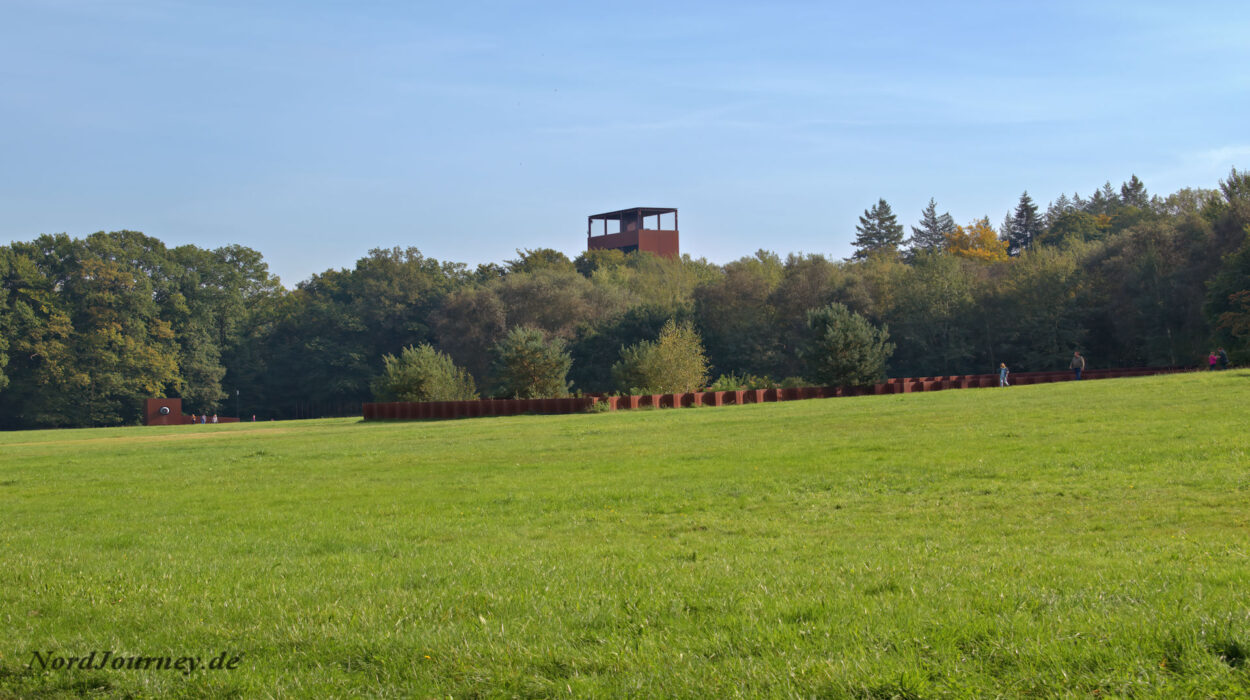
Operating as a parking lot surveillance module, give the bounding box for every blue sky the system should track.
[3,1,1249,285]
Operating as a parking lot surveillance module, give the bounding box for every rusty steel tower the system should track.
[586,207,679,258]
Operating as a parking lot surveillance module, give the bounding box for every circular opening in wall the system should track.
[159,406,171,415]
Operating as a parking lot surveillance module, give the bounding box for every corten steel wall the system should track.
[363,397,597,421]
[144,398,191,425]
[362,366,1191,421]
[144,398,243,425]
[638,230,679,258]
[587,229,679,258]
[588,230,638,251]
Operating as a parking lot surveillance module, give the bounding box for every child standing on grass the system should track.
[999,362,1010,387]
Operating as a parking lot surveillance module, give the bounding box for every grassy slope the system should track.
[1,371,1248,698]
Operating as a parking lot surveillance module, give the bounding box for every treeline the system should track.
[2,170,1249,428]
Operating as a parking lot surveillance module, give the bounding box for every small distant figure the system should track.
[190,413,197,424]
[200,414,207,424]
[251,414,257,422]
[1070,351,1085,380]
[999,362,1010,387]
[1217,347,1229,370]
[211,414,219,424]
[1208,351,1219,371]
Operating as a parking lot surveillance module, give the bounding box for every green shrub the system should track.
[801,303,894,386]
[708,373,745,391]
[709,373,776,391]
[779,376,808,389]
[490,326,572,399]
[371,344,478,402]
[612,319,709,394]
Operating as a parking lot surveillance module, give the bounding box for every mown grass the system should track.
[1,371,1248,698]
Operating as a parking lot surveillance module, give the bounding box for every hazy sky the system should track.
[4,1,1249,285]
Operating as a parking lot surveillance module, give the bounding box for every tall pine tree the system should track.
[1120,175,1149,209]
[852,198,905,260]
[908,198,956,253]
[1044,193,1074,227]
[1084,181,1121,216]
[1005,191,1043,256]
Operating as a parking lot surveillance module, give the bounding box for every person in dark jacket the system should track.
[1070,351,1085,380]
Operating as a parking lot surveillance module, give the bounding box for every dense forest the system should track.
[2,170,1249,429]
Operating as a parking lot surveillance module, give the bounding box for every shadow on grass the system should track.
[1211,639,1247,669]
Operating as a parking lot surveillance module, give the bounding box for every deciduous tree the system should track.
[945,218,1009,262]
[611,319,709,394]
[1206,237,1250,361]
[371,344,477,402]
[693,251,784,377]
[431,286,508,382]
[885,252,976,376]
[1037,210,1111,248]
[505,248,576,275]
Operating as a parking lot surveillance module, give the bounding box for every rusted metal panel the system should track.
[587,207,679,258]
[358,366,1197,421]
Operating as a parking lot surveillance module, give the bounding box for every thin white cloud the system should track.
[536,104,765,135]
[1190,145,1250,169]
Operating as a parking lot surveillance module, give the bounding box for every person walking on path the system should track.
[1218,347,1230,369]
[999,362,1010,387]
[1070,351,1085,380]
[1208,351,1219,371]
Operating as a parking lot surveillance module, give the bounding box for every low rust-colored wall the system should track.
[587,229,679,259]
[361,367,1192,421]
[144,398,190,425]
[144,397,243,425]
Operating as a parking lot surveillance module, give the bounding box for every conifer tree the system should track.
[1220,167,1250,202]
[490,326,572,399]
[999,211,1015,247]
[1085,181,1121,216]
[1044,193,1074,227]
[908,198,956,253]
[851,198,905,260]
[1005,191,1043,256]
[1120,175,1149,209]
[801,303,894,386]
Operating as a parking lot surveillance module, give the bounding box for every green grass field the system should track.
[2,371,1249,698]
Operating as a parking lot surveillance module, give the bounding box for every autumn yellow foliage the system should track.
[944,218,1008,262]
